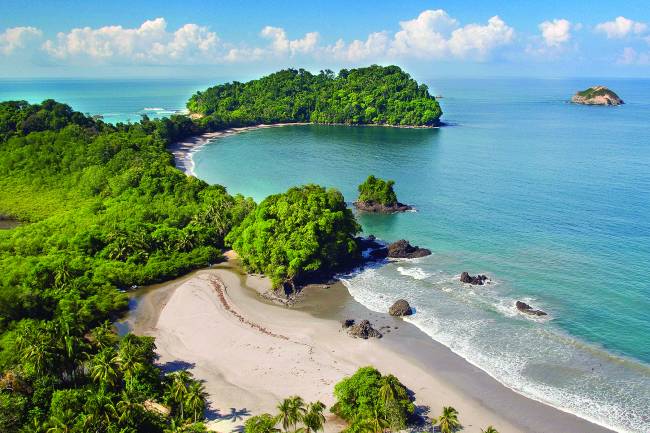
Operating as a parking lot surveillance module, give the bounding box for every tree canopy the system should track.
[356,175,399,206]
[187,65,442,128]
[0,100,253,432]
[331,366,415,433]
[225,184,361,289]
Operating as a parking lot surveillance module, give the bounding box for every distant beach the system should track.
[168,123,309,175]
[122,254,615,433]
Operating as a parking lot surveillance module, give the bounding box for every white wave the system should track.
[341,266,647,433]
[143,107,165,111]
[396,266,430,280]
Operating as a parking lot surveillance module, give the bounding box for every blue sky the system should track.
[1,0,650,78]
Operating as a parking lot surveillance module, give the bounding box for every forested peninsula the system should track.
[0,66,441,432]
[187,65,443,127]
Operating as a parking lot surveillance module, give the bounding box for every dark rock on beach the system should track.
[389,299,413,317]
[516,301,547,316]
[342,319,355,328]
[348,320,382,339]
[460,272,488,285]
[387,240,431,259]
[354,201,413,213]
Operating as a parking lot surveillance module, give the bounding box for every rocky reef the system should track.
[460,272,488,285]
[516,301,547,316]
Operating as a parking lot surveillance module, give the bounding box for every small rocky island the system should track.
[354,175,412,213]
[571,86,624,106]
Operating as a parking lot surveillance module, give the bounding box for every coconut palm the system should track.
[435,406,460,433]
[116,391,142,425]
[167,371,192,420]
[481,427,498,433]
[302,401,326,433]
[276,396,306,433]
[90,350,119,389]
[356,407,389,433]
[185,381,207,422]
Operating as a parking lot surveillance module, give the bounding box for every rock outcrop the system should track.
[387,240,431,259]
[347,320,382,339]
[341,319,355,328]
[460,272,488,285]
[389,299,413,316]
[571,86,623,106]
[516,301,547,316]
[354,200,412,213]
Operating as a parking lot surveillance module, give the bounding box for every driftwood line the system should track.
[209,277,289,341]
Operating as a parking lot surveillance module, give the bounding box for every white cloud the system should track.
[595,16,647,39]
[539,19,572,47]
[447,16,514,59]
[388,10,513,60]
[327,32,390,61]
[260,26,320,55]
[0,26,42,55]
[42,18,218,63]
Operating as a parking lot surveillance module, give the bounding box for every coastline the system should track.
[168,122,440,175]
[126,256,615,433]
[168,123,309,175]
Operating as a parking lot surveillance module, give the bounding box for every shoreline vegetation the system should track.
[0,66,623,433]
[126,254,616,433]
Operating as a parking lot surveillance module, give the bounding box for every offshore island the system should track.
[0,66,616,433]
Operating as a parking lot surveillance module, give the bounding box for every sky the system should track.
[1,0,650,79]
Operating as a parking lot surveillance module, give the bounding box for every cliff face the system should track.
[571,86,624,106]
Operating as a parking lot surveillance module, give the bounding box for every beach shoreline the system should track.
[168,122,441,176]
[125,256,616,433]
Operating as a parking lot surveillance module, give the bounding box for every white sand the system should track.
[150,263,523,433]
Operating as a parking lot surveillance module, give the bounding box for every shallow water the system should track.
[192,78,650,433]
[5,76,649,433]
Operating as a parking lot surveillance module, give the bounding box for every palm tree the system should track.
[276,396,306,433]
[185,381,207,422]
[356,407,388,433]
[167,371,192,420]
[116,391,142,425]
[90,350,119,389]
[481,426,498,433]
[46,409,75,433]
[435,406,460,433]
[302,401,326,433]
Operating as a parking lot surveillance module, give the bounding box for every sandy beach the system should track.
[126,255,616,433]
[167,123,309,175]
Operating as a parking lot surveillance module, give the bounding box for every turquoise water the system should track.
[192,79,650,433]
[4,77,649,432]
[0,78,215,124]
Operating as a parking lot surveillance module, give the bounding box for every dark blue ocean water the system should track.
[3,77,649,432]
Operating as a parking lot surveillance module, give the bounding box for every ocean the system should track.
[3,77,649,433]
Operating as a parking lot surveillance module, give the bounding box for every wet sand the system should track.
[124,256,615,433]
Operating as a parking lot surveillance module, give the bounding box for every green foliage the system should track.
[332,367,414,433]
[226,185,361,288]
[357,175,398,206]
[481,426,499,433]
[0,100,253,432]
[245,414,281,433]
[435,406,461,433]
[188,65,442,127]
[577,86,619,99]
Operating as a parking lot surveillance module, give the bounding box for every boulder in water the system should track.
[389,299,413,316]
[460,272,488,285]
[387,240,431,259]
[516,301,547,316]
